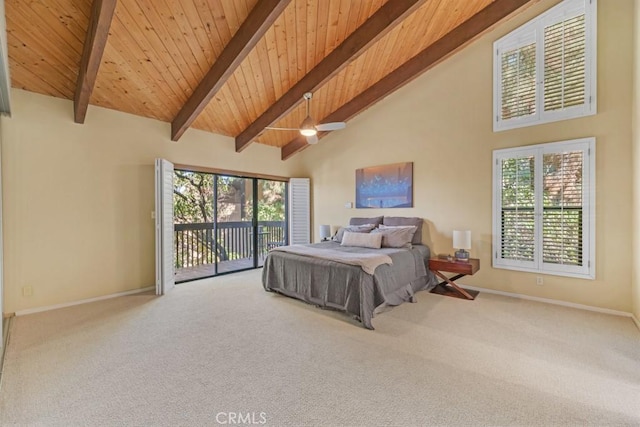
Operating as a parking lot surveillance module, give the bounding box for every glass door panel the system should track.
[216,176,254,274]
[256,179,287,267]
[173,170,215,283]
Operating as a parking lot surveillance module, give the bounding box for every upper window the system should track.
[493,0,597,131]
[492,138,595,279]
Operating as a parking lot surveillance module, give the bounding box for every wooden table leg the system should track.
[432,270,475,300]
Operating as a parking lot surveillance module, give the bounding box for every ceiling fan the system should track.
[265,92,346,144]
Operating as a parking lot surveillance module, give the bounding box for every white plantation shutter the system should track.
[501,43,536,121]
[498,154,536,268]
[497,28,537,125]
[155,158,175,295]
[493,138,595,279]
[543,15,586,112]
[540,145,593,277]
[494,0,596,131]
[288,178,310,245]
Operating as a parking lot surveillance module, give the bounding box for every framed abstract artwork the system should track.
[355,162,413,208]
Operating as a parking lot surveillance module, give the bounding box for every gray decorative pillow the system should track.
[340,231,382,249]
[382,217,423,244]
[333,224,375,243]
[371,226,416,248]
[379,224,418,240]
[349,216,383,227]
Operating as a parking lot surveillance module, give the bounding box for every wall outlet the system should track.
[344,202,353,208]
[22,286,33,297]
[151,211,156,219]
[536,276,543,286]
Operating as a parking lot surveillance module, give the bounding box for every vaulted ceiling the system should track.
[5,0,536,160]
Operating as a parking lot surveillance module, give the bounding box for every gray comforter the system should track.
[270,244,392,274]
[262,241,438,329]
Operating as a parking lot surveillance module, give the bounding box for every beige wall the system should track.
[633,0,640,322]
[2,0,636,317]
[1,89,303,313]
[299,0,634,312]
[0,117,3,321]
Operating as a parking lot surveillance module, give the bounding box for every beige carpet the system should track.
[1,269,639,426]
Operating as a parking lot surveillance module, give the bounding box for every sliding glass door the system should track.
[173,169,288,282]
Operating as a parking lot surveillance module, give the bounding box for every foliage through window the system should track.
[493,0,596,131]
[173,171,287,270]
[173,172,286,224]
[493,138,595,279]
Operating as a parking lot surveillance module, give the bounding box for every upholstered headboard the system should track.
[348,216,383,227]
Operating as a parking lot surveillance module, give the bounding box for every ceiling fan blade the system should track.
[306,134,319,144]
[265,126,301,131]
[315,122,346,131]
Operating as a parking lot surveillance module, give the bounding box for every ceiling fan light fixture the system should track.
[266,93,345,141]
[300,115,317,136]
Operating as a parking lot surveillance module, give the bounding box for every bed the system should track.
[262,217,438,329]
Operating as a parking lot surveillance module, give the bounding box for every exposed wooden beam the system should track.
[235,0,427,153]
[74,0,117,124]
[171,0,292,142]
[281,0,535,160]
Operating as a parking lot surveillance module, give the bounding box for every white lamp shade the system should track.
[453,230,471,250]
[319,224,331,240]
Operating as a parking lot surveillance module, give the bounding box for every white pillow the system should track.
[340,231,382,249]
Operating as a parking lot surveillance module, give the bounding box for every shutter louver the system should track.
[155,158,175,295]
[542,151,583,266]
[494,0,595,132]
[500,156,535,261]
[501,43,536,120]
[493,138,594,279]
[288,178,310,245]
[544,15,586,112]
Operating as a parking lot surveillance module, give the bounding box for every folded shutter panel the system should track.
[542,151,584,266]
[288,178,310,245]
[500,156,536,262]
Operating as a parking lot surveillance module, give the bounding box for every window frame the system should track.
[493,0,597,132]
[492,137,596,279]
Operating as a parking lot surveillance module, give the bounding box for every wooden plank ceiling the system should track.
[5,0,536,159]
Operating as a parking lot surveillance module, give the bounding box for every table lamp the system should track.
[319,224,331,241]
[453,230,471,261]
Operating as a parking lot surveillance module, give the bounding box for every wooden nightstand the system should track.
[429,258,480,300]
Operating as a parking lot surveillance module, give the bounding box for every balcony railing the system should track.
[174,221,286,269]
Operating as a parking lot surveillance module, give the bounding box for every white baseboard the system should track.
[14,286,155,316]
[632,314,640,332]
[463,285,635,319]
